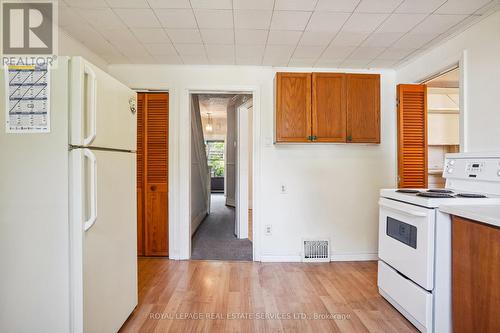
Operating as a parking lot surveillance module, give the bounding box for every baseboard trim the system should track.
[330,253,378,261]
[259,253,378,263]
[191,210,208,236]
[225,198,235,207]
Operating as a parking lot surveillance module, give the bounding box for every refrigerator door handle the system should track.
[83,149,98,231]
[83,64,97,146]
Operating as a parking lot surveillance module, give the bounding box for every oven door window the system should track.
[386,217,417,249]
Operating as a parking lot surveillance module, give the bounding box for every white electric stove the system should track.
[378,152,500,333]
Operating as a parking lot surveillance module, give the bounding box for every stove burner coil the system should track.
[427,189,454,194]
[417,192,455,198]
[396,189,421,194]
[456,193,487,198]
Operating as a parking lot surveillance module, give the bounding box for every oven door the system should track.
[378,197,435,290]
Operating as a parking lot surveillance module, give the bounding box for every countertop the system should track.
[439,205,500,228]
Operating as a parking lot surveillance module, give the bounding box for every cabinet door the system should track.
[397,84,428,188]
[144,93,169,256]
[452,216,500,333]
[312,73,346,142]
[276,73,312,142]
[346,74,380,143]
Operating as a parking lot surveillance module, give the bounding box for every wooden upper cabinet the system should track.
[312,73,346,142]
[346,74,380,143]
[275,72,312,142]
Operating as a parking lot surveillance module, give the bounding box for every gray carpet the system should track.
[191,194,253,261]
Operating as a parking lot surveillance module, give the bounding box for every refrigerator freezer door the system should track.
[70,57,136,151]
[70,148,137,333]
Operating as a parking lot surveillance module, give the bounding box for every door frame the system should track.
[182,86,261,261]
[414,51,468,152]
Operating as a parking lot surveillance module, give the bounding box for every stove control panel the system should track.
[444,157,500,182]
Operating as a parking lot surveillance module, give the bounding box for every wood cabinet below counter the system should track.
[452,215,500,333]
[275,72,380,144]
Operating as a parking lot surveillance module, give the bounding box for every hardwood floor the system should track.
[119,259,417,333]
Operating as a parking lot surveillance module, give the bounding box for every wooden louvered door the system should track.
[397,84,428,188]
[137,92,169,256]
[137,94,145,256]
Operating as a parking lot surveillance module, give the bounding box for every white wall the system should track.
[108,64,397,261]
[397,10,500,152]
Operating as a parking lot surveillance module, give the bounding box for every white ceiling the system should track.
[59,0,500,68]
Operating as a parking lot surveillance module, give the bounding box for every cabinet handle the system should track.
[347,135,352,142]
[150,185,157,192]
[307,135,312,141]
[312,135,317,141]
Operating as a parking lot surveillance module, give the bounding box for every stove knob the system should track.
[448,168,454,173]
[497,170,500,177]
[449,160,455,165]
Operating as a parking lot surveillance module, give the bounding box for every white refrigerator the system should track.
[0,56,137,333]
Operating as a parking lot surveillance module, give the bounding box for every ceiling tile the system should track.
[342,13,389,32]
[190,0,233,9]
[155,9,198,28]
[315,59,342,67]
[167,29,203,43]
[263,44,295,59]
[201,29,235,44]
[99,28,138,43]
[267,30,303,45]
[235,29,269,44]
[293,45,325,58]
[148,0,191,8]
[175,43,206,55]
[236,56,263,65]
[331,31,369,46]
[77,8,124,28]
[59,7,88,27]
[322,45,356,58]
[376,47,416,60]
[367,59,398,67]
[356,0,404,13]
[376,13,427,32]
[209,56,236,65]
[392,32,439,48]
[106,0,149,8]
[132,28,171,43]
[315,0,360,12]
[182,54,209,64]
[262,58,289,66]
[289,57,317,67]
[100,53,129,64]
[340,59,371,67]
[126,54,156,64]
[362,31,404,47]
[194,9,234,29]
[153,54,183,64]
[236,44,266,58]
[436,0,491,14]
[299,31,336,46]
[411,14,468,34]
[234,10,273,29]
[114,9,161,27]
[271,11,312,30]
[143,43,178,55]
[348,46,385,59]
[306,12,350,31]
[233,0,274,10]
[395,0,446,14]
[114,42,150,56]
[275,0,318,11]
[64,0,108,8]
[206,44,235,57]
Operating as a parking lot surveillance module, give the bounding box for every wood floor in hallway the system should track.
[119,259,417,333]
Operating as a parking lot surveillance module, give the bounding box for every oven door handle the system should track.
[379,200,428,217]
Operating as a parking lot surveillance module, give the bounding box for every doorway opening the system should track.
[190,93,253,261]
[424,67,460,188]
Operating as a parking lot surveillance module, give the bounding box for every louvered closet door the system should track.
[397,84,428,188]
[144,93,169,256]
[137,94,145,256]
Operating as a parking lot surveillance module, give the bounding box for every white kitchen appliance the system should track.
[0,57,137,333]
[378,152,500,333]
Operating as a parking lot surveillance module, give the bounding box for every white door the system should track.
[70,57,136,151]
[70,148,137,333]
